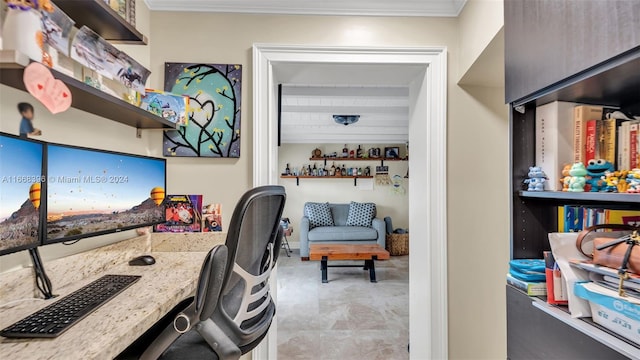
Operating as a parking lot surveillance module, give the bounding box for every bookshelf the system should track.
[505,1,640,358]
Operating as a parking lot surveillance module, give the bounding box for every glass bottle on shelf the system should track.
[330,162,336,176]
[342,144,349,158]
[364,166,371,176]
[285,163,291,175]
[307,164,312,176]
[356,145,363,158]
[357,167,363,176]
[341,165,347,176]
[312,163,317,176]
[335,164,341,176]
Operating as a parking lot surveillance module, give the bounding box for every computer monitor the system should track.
[45,143,166,244]
[0,133,45,255]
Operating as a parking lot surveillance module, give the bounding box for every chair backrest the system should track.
[213,185,286,353]
[196,244,229,321]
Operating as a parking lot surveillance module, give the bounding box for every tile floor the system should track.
[276,249,409,360]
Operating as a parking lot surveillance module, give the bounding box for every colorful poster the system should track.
[163,63,242,158]
[154,194,203,233]
[139,89,189,126]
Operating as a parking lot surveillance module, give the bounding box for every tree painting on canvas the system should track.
[163,63,242,157]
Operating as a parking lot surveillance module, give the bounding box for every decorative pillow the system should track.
[304,202,334,229]
[346,202,375,227]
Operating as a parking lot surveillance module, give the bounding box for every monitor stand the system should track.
[28,248,54,299]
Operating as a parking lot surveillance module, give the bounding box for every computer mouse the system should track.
[128,255,156,266]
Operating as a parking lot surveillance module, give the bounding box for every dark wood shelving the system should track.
[519,191,640,203]
[281,175,373,179]
[0,50,175,129]
[310,157,407,161]
[280,175,373,186]
[55,0,147,44]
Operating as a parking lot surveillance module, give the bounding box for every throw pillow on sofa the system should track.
[304,202,334,229]
[346,201,375,227]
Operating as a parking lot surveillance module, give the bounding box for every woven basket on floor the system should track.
[385,233,409,256]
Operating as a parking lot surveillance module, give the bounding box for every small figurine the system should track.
[524,166,547,191]
[568,162,587,192]
[18,102,41,138]
[560,164,572,191]
[601,171,619,192]
[626,169,640,193]
[585,159,614,192]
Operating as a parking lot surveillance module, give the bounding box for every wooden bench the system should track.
[309,244,390,283]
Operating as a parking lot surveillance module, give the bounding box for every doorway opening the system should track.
[253,44,447,360]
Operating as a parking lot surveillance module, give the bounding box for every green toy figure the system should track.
[568,162,587,192]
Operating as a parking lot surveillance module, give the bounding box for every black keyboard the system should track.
[0,274,140,338]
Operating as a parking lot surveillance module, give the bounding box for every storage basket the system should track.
[385,233,409,256]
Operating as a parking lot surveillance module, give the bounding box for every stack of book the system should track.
[506,259,547,296]
[558,207,640,232]
[535,101,639,190]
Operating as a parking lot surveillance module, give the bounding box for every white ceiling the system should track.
[274,63,423,143]
[145,0,467,17]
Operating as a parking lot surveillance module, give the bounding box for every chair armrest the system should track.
[372,218,386,249]
[300,217,311,257]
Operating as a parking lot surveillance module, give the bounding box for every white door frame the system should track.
[252,44,448,360]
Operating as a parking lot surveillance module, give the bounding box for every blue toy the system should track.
[585,159,614,192]
[568,163,587,192]
[524,166,547,191]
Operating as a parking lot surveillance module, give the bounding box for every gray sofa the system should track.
[299,202,385,259]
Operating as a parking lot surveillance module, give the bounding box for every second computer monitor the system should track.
[45,143,166,244]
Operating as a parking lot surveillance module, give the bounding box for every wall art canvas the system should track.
[163,63,242,158]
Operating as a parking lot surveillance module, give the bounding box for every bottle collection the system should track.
[283,162,371,177]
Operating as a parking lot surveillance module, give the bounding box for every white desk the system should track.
[0,233,226,360]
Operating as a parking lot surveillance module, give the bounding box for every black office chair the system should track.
[135,185,286,360]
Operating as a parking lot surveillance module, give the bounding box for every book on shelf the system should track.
[506,273,547,296]
[557,206,640,231]
[573,105,603,164]
[585,119,598,163]
[630,122,639,169]
[536,101,576,191]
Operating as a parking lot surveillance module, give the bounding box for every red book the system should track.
[631,123,638,168]
[585,119,597,162]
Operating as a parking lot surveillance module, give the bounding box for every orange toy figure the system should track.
[560,164,572,191]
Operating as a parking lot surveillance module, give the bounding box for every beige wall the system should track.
[0,8,510,359]
[458,0,504,78]
[149,11,509,359]
[277,143,409,245]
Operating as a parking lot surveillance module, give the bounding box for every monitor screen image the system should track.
[45,144,166,244]
[0,133,44,255]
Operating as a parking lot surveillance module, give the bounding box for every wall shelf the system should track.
[0,50,175,130]
[519,191,640,203]
[54,0,148,44]
[310,157,407,166]
[280,175,373,186]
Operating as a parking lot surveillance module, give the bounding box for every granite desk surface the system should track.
[0,232,226,360]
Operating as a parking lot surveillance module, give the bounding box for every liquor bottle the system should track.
[358,167,363,176]
[349,150,355,158]
[285,163,291,175]
[330,162,336,176]
[335,164,341,176]
[341,165,347,176]
[342,144,349,158]
[307,164,312,176]
[356,145,363,158]
[312,163,317,176]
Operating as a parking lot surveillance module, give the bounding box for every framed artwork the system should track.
[163,63,242,158]
[385,147,400,159]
